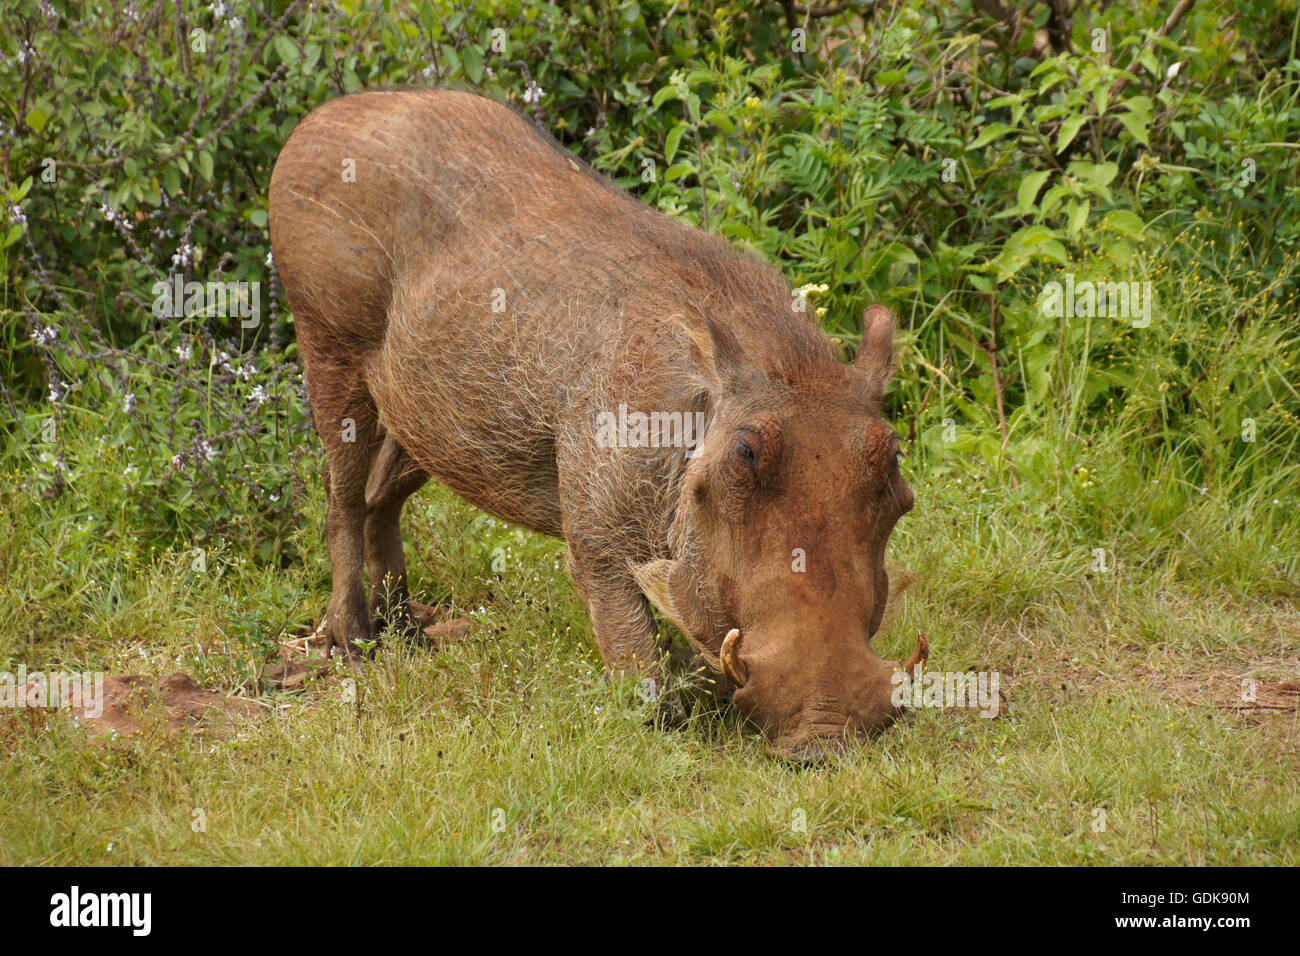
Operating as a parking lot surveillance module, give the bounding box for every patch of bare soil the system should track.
[4,604,474,746]
[409,602,474,648]
[1140,668,1300,715]
[1004,643,1300,725]
[54,673,264,739]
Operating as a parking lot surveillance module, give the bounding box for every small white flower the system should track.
[123,393,135,413]
[522,80,544,104]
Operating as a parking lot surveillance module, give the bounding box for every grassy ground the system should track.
[2,454,1296,865]
[3,234,1298,866]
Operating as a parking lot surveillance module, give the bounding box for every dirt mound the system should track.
[68,673,264,739]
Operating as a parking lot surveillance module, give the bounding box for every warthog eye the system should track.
[735,437,757,474]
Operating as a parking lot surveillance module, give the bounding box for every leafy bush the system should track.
[1,0,1296,588]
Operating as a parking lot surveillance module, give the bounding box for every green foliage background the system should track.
[2,0,1298,587]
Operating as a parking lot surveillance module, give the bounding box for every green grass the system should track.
[2,455,1297,865]
[2,237,1298,865]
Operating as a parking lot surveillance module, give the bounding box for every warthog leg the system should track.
[310,365,383,661]
[364,427,429,636]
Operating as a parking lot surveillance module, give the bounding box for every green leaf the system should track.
[664,124,686,164]
[273,35,298,64]
[652,84,679,109]
[703,109,734,133]
[26,107,48,132]
[1056,115,1088,153]
[1017,170,1052,214]
[1068,161,1118,187]
[1102,210,1149,239]
[198,150,214,181]
[969,122,1013,150]
[1067,199,1090,236]
[439,44,460,76]
[990,225,1068,280]
[1123,95,1153,122]
[462,45,484,84]
[1116,113,1150,146]
[663,162,694,183]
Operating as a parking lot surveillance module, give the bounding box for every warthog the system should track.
[268,89,926,759]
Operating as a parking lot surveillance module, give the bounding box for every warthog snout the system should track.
[725,626,929,760]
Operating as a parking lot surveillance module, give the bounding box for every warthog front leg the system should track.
[564,551,688,722]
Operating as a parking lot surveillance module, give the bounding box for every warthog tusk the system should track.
[721,628,748,687]
[902,630,929,677]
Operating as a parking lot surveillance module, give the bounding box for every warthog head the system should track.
[635,305,926,760]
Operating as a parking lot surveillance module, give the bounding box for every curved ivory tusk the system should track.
[720,628,748,687]
[902,630,929,677]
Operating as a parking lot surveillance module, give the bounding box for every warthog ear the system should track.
[856,304,896,399]
[675,311,746,398]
